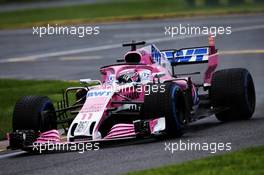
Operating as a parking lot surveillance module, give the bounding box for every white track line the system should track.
[58,55,103,61]
[0,57,38,63]
[0,151,26,159]
[1,24,264,63]
[0,44,121,63]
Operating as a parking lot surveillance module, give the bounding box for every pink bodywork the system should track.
[104,123,135,139]
[36,38,218,143]
[35,130,60,143]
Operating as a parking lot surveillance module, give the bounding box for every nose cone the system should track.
[67,88,115,142]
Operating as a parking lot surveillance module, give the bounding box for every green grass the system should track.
[125,145,264,175]
[0,79,80,140]
[0,0,264,29]
[0,0,34,3]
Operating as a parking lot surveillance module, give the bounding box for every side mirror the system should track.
[80,79,102,86]
[80,79,92,84]
[153,72,166,79]
[153,72,166,83]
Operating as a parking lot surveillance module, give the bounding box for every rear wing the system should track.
[161,36,218,86]
[161,46,211,66]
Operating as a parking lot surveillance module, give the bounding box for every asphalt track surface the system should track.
[0,14,264,175]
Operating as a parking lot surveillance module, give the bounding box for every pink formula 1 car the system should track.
[9,37,255,151]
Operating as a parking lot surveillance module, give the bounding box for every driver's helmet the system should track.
[117,70,140,84]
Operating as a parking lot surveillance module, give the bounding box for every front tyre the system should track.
[13,96,57,132]
[143,83,187,137]
[211,68,256,121]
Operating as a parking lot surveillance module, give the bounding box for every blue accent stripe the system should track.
[194,48,208,55]
[186,49,194,55]
[196,55,204,62]
[164,51,174,59]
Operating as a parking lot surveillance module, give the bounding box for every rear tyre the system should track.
[211,68,255,122]
[13,96,57,132]
[143,83,186,137]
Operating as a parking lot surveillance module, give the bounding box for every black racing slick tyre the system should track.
[13,96,57,132]
[143,83,186,137]
[211,68,255,122]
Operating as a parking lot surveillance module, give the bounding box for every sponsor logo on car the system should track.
[162,47,209,63]
[87,90,112,97]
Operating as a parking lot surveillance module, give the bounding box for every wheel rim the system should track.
[246,75,255,112]
[40,102,56,131]
[171,86,185,129]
